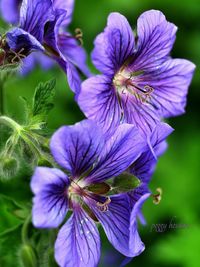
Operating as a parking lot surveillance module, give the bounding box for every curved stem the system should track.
[21,214,31,244]
[0,115,22,132]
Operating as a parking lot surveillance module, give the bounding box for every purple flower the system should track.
[77,11,195,136]
[3,0,89,92]
[31,120,151,267]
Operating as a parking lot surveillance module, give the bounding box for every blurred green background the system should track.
[0,0,200,266]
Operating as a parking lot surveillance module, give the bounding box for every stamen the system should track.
[10,48,26,63]
[96,197,111,212]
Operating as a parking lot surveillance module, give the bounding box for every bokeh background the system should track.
[0,0,200,266]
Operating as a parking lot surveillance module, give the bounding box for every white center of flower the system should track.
[113,68,154,104]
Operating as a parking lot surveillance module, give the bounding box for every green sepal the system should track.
[86,182,111,194]
[109,172,141,194]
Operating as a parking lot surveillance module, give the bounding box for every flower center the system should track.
[113,68,154,104]
[68,180,111,213]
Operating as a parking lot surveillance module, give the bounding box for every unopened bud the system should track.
[19,244,37,267]
[0,155,20,180]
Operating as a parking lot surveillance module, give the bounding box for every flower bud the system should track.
[19,244,37,267]
[0,155,20,180]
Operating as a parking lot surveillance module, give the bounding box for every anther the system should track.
[75,28,83,46]
[152,187,162,205]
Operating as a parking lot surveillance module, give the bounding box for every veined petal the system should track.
[20,0,54,42]
[50,120,105,177]
[128,192,151,258]
[6,28,44,53]
[130,122,173,182]
[77,75,121,133]
[86,124,146,184]
[66,60,83,94]
[43,8,85,94]
[121,91,160,137]
[31,167,69,228]
[53,0,74,26]
[146,58,196,117]
[132,10,177,70]
[0,0,20,24]
[92,12,134,75]
[55,208,100,267]
[58,34,91,77]
[87,194,145,257]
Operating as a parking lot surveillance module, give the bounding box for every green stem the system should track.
[0,115,22,132]
[21,214,31,244]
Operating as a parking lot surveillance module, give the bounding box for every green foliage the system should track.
[32,78,56,118]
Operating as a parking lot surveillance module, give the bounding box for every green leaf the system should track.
[32,79,56,118]
[110,172,141,194]
[0,194,29,236]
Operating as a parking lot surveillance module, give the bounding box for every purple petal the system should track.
[50,120,105,177]
[20,0,54,42]
[58,34,91,77]
[92,12,134,76]
[77,75,122,133]
[53,0,74,26]
[130,122,173,182]
[31,167,69,228]
[20,53,54,75]
[20,54,36,75]
[86,194,145,257]
[146,58,196,118]
[36,52,54,69]
[6,28,44,53]
[0,0,21,24]
[53,57,82,94]
[66,60,83,94]
[121,93,160,137]
[132,10,177,70]
[55,207,100,267]
[43,8,85,93]
[128,192,151,259]
[86,124,146,184]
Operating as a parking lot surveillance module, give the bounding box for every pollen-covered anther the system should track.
[96,197,111,212]
[152,187,162,205]
[74,28,83,46]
